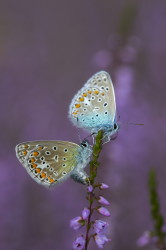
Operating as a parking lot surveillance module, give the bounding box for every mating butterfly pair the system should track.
[15,71,118,187]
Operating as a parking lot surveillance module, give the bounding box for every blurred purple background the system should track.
[0,1,166,249]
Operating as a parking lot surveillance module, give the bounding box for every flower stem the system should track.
[148,168,166,250]
[84,130,103,250]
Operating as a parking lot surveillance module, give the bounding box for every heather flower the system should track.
[82,208,90,220]
[73,235,85,249]
[97,207,111,217]
[87,185,93,192]
[137,231,151,247]
[93,220,109,235]
[94,234,111,248]
[70,216,83,230]
[100,183,109,189]
[98,196,110,206]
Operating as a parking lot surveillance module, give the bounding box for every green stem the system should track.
[148,168,166,249]
[84,130,103,250]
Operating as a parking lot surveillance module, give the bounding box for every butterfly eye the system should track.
[114,123,118,130]
[81,141,88,148]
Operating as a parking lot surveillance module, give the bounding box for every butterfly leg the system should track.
[102,135,110,144]
[70,170,89,185]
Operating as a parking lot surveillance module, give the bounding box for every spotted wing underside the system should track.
[69,71,116,131]
[15,141,80,188]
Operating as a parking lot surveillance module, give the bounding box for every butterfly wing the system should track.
[15,141,80,188]
[69,71,116,133]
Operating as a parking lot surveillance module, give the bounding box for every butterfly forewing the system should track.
[69,71,116,131]
[15,141,80,187]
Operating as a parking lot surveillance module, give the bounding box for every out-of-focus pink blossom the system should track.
[70,216,83,230]
[93,220,109,235]
[73,235,85,249]
[87,185,93,192]
[137,231,151,246]
[94,234,111,248]
[100,183,109,189]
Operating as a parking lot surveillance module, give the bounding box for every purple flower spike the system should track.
[82,208,90,220]
[100,183,109,189]
[97,207,110,217]
[94,234,111,248]
[87,185,93,192]
[98,196,110,206]
[73,235,85,249]
[70,216,83,230]
[94,220,109,235]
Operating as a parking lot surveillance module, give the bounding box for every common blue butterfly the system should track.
[69,71,119,143]
[15,140,92,188]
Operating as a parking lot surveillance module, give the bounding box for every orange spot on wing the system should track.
[41,172,46,178]
[23,150,27,155]
[23,145,28,148]
[33,151,39,156]
[79,97,84,102]
[36,168,41,173]
[87,90,92,94]
[94,90,99,95]
[75,104,81,108]
[82,93,87,97]
[101,92,105,96]
[31,158,35,162]
[48,177,55,183]
[31,164,37,168]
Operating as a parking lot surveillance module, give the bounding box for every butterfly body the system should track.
[69,71,119,142]
[15,140,92,188]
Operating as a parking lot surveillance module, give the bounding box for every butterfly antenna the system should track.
[126,122,144,126]
[84,132,95,141]
[129,122,144,126]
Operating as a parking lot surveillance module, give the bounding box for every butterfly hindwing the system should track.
[15,141,80,187]
[69,71,116,133]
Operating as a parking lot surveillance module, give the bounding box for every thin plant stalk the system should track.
[84,130,103,250]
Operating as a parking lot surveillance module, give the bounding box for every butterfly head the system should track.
[80,139,89,148]
[102,121,119,144]
[77,139,92,163]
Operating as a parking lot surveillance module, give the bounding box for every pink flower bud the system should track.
[70,216,82,230]
[100,183,109,189]
[82,208,90,220]
[97,207,110,217]
[87,185,93,192]
[98,196,110,206]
